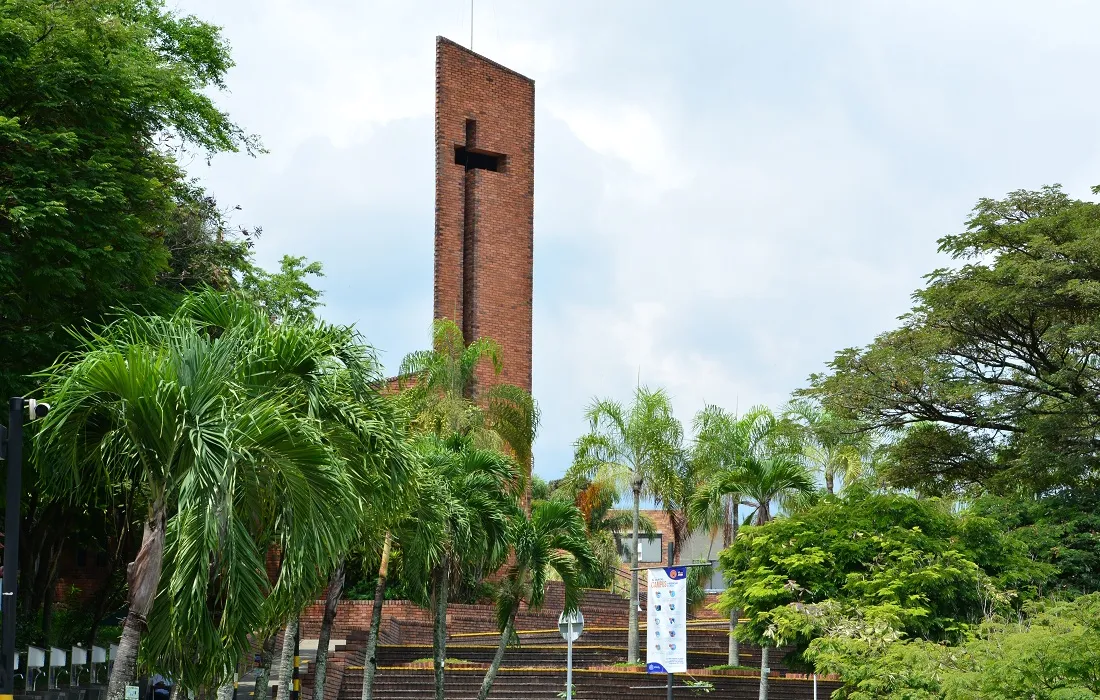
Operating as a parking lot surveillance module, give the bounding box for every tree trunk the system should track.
[758,644,770,700]
[431,563,450,700]
[277,617,299,699]
[107,497,167,700]
[313,560,345,700]
[728,501,740,666]
[627,484,641,664]
[360,533,392,700]
[476,607,516,700]
[254,634,277,700]
[216,683,233,700]
[826,472,835,495]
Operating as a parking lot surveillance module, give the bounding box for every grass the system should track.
[704,664,757,672]
[410,657,475,665]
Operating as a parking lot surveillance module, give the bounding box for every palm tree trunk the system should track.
[360,533,392,700]
[758,644,770,700]
[107,496,167,700]
[432,563,450,700]
[627,483,641,665]
[313,559,346,700]
[216,682,234,700]
[254,634,277,700]
[826,472,835,495]
[277,617,300,699]
[728,501,740,666]
[476,606,516,700]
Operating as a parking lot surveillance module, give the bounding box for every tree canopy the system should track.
[716,489,1051,661]
[806,186,1100,494]
[1,0,259,400]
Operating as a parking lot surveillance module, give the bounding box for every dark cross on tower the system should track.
[454,118,506,345]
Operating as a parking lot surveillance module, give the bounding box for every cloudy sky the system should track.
[174,0,1100,480]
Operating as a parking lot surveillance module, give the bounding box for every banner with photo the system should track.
[646,566,688,673]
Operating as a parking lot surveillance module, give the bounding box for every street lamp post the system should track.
[0,397,24,699]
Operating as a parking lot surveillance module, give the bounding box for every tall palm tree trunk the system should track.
[758,644,770,700]
[313,560,346,700]
[107,497,166,700]
[277,617,300,699]
[825,472,835,495]
[627,483,641,664]
[360,533,392,700]
[476,606,517,700]
[432,563,451,700]
[253,634,277,700]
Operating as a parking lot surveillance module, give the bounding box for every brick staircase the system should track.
[287,585,836,700]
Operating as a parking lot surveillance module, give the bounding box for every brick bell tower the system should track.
[434,36,534,395]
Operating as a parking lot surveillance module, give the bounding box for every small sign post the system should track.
[125,685,139,700]
[558,609,584,700]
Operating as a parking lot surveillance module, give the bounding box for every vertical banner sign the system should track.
[646,566,688,673]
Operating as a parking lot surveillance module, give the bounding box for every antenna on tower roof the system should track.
[470,0,474,50]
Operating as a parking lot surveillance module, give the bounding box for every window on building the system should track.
[616,534,664,563]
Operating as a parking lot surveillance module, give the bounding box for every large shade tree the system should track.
[569,386,683,664]
[806,185,1100,495]
[0,0,260,402]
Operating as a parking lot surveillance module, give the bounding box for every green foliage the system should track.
[809,594,1100,699]
[969,486,1100,594]
[806,185,1100,494]
[34,290,413,688]
[241,254,324,324]
[0,0,258,400]
[716,490,1050,655]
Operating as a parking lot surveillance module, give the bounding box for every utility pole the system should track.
[0,398,24,700]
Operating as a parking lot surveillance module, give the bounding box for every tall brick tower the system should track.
[434,36,534,395]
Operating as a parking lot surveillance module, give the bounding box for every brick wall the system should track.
[434,36,534,396]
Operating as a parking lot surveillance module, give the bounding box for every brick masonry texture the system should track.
[434,36,534,395]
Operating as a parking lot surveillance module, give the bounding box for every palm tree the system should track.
[400,434,519,700]
[784,399,871,495]
[690,405,813,700]
[35,294,368,700]
[359,321,536,700]
[476,500,599,700]
[569,386,683,664]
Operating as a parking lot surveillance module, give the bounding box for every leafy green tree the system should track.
[808,593,1100,700]
[241,255,324,324]
[398,434,519,700]
[569,386,684,664]
[969,486,1100,595]
[0,0,259,402]
[806,185,1100,495]
[716,489,1051,694]
[476,500,598,700]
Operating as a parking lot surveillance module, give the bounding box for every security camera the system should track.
[26,399,50,421]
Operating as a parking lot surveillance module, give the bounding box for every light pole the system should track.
[1,398,50,699]
[558,609,583,700]
[1,397,25,699]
